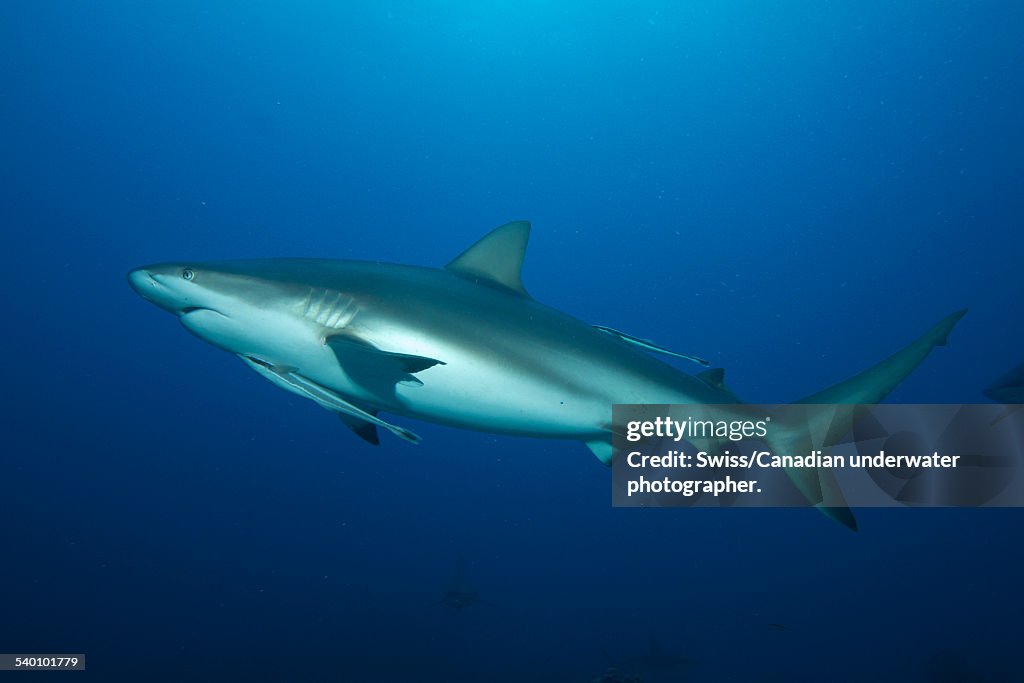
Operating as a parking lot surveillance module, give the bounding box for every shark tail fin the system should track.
[767,309,967,530]
[793,309,966,406]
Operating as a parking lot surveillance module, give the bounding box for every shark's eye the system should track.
[182,268,195,281]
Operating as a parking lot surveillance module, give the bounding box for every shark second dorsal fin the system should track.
[445,221,531,297]
[697,368,727,391]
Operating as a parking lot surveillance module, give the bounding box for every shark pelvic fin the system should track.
[337,412,380,445]
[445,221,531,297]
[593,325,711,366]
[282,371,421,444]
[238,355,420,444]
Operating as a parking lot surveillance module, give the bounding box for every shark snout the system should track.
[127,267,159,300]
[127,265,190,314]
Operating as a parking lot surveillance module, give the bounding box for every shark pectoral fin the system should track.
[445,220,532,297]
[593,325,711,367]
[337,413,380,445]
[325,334,444,387]
[585,438,616,467]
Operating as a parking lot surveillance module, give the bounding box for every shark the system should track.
[984,363,1024,404]
[437,555,480,610]
[983,362,1024,424]
[128,220,965,529]
[602,634,696,679]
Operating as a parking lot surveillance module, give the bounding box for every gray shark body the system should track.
[129,222,728,455]
[129,221,965,528]
[984,363,1024,404]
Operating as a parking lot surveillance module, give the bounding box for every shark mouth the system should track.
[179,306,227,318]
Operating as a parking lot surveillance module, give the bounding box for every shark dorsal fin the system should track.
[445,221,531,297]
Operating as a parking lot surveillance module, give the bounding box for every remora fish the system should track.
[128,221,965,528]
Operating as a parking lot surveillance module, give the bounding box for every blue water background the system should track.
[2,2,1022,681]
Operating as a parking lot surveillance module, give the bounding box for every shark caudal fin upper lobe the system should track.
[795,309,966,406]
[771,309,967,530]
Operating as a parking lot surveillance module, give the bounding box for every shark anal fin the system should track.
[585,438,616,466]
[445,221,532,297]
[593,325,710,367]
